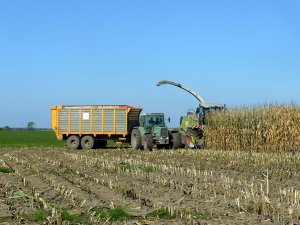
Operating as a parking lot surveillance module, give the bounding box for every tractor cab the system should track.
[139,113,165,127]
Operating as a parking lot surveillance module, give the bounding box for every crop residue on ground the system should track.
[0,147,299,224]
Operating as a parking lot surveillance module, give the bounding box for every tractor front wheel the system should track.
[143,134,153,151]
[171,132,182,149]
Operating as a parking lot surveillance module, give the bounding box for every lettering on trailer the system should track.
[63,105,126,109]
[100,106,122,109]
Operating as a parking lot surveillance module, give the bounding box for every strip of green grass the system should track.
[148,208,175,220]
[0,130,122,148]
[0,130,64,148]
[22,209,47,222]
[0,167,13,173]
[93,206,132,221]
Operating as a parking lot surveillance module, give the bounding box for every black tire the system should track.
[131,129,142,150]
[81,136,95,150]
[157,144,168,150]
[143,134,153,151]
[171,132,182,149]
[95,140,107,149]
[67,135,80,150]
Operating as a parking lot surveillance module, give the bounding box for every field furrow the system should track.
[1,147,299,224]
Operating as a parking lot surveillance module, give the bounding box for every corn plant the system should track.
[205,104,300,152]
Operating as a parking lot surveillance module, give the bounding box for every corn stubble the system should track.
[204,104,300,152]
[1,147,300,224]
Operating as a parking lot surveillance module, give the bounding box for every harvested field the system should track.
[0,147,299,224]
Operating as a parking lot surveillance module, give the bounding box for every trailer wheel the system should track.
[131,129,142,150]
[67,135,80,150]
[171,132,182,149]
[81,136,95,150]
[143,134,153,151]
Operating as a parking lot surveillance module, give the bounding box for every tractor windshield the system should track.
[145,115,164,127]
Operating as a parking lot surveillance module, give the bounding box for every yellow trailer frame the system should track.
[51,105,141,141]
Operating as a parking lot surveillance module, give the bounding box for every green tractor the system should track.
[157,80,225,148]
[131,113,182,150]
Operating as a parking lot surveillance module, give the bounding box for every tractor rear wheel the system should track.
[131,129,142,150]
[143,134,153,151]
[67,135,80,150]
[171,132,182,149]
[81,136,95,150]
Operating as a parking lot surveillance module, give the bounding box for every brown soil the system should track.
[0,147,299,224]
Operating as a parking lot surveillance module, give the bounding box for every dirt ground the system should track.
[0,147,299,224]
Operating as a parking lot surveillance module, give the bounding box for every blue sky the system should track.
[1,1,299,128]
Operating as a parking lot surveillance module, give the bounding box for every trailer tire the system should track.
[131,129,142,150]
[171,132,182,149]
[81,136,95,150]
[143,134,153,151]
[67,135,80,150]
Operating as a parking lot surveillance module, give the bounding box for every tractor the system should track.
[131,113,182,150]
[157,80,225,148]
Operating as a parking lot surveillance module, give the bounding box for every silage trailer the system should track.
[51,105,141,149]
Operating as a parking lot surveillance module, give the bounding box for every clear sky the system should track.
[1,1,299,128]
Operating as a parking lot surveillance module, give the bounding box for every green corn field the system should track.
[204,104,300,152]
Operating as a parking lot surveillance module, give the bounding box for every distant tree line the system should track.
[0,127,52,131]
[0,121,51,131]
[0,126,11,131]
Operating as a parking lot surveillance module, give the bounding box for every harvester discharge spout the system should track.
[156,80,206,107]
